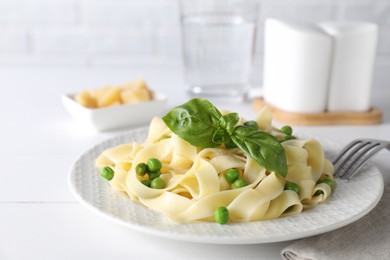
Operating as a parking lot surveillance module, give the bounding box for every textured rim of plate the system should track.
[68,128,384,244]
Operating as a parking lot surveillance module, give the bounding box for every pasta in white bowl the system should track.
[95,99,337,224]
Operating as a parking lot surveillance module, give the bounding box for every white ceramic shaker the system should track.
[319,22,378,112]
[263,19,333,113]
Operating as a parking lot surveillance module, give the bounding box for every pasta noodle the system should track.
[96,108,335,223]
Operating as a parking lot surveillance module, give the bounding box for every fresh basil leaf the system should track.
[219,113,239,148]
[231,125,287,177]
[162,98,223,148]
[224,136,238,148]
[162,98,287,176]
[219,113,239,135]
[212,127,226,145]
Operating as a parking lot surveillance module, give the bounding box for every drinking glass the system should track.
[179,0,259,100]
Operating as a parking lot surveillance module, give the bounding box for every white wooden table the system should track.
[1,67,389,260]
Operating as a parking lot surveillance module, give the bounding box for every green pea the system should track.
[280,135,296,142]
[136,163,148,176]
[314,190,324,196]
[141,179,151,187]
[224,169,239,184]
[284,182,300,195]
[149,171,161,180]
[318,178,336,191]
[100,166,114,181]
[280,125,293,136]
[231,178,247,189]
[214,206,229,224]
[150,177,165,189]
[244,120,258,129]
[147,158,162,172]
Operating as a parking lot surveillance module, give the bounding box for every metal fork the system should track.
[332,138,390,179]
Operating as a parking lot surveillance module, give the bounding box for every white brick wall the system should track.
[0,29,28,52]
[33,26,154,54]
[83,1,178,25]
[0,1,77,24]
[0,0,389,86]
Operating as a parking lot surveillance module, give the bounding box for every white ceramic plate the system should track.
[68,128,384,244]
[62,92,167,132]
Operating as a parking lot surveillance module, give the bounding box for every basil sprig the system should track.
[162,98,287,177]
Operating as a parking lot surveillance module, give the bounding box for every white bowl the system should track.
[62,92,167,131]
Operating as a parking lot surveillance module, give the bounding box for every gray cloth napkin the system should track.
[281,182,390,260]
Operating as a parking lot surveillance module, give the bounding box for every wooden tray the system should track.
[252,98,382,126]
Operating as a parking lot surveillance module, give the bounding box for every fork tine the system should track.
[335,142,379,178]
[333,138,390,180]
[344,144,385,179]
[332,139,363,165]
[333,141,370,177]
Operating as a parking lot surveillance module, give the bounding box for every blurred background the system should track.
[0,0,389,88]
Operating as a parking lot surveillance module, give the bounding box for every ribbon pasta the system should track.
[96,111,335,223]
